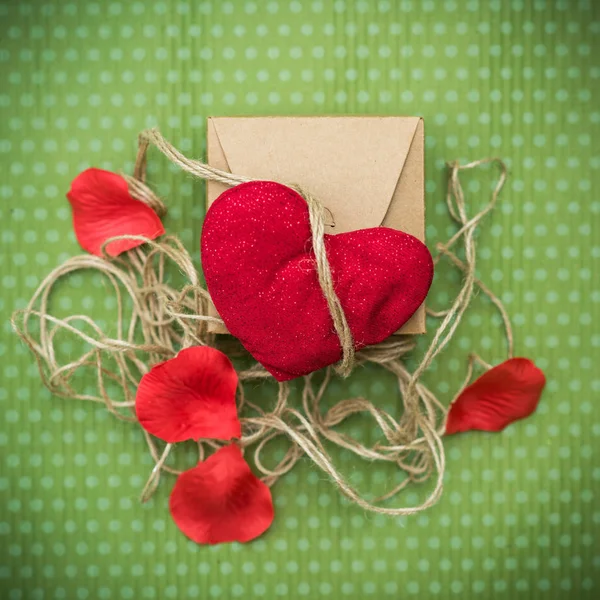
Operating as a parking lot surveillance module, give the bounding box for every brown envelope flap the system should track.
[210,117,420,234]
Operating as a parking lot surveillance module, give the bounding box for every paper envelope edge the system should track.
[383,117,426,335]
[206,116,419,228]
[205,116,427,336]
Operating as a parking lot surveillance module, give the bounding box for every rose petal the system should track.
[135,346,241,443]
[445,358,546,435]
[67,168,165,257]
[169,444,274,545]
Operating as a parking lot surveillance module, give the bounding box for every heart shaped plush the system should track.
[201,181,433,381]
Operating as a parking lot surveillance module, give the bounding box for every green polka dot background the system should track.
[0,1,598,598]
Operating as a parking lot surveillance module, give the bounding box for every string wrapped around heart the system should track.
[12,128,515,523]
[136,129,359,379]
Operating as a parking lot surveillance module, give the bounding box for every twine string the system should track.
[11,129,510,516]
[136,129,355,376]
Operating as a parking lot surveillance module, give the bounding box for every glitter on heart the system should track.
[201,180,434,381]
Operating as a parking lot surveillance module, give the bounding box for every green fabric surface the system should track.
[1,1,599,598]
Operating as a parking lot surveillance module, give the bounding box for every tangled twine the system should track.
[12,129,510,516]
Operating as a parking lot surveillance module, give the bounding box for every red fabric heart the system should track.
[135,346,241,443]
[67,168,165,257]
[201,181,433,381]
[445,358,546,435]
[169,444,274,544]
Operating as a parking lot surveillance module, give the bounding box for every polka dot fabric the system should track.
[0,1,598,599]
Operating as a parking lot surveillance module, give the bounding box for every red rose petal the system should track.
[67,168,165,257]
[169,444,274,545]
[135,346,241,443]
[445,358,546,435]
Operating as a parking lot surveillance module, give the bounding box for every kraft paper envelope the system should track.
[205,116,426,335]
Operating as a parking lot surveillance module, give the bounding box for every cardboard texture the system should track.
[206,116,426,335]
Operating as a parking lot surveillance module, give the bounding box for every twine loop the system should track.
[11,128,511,517]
